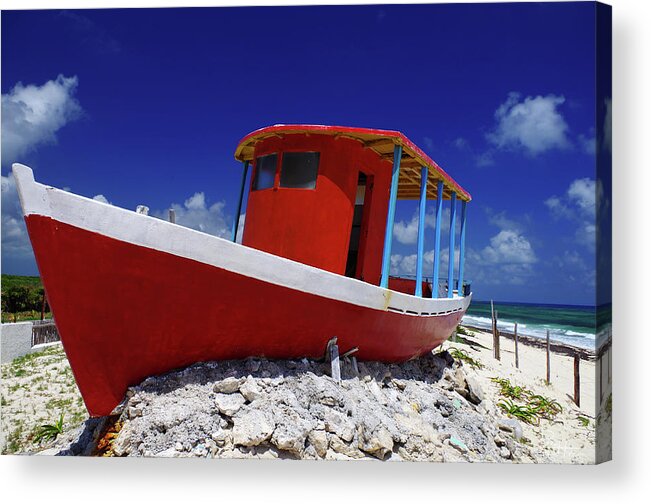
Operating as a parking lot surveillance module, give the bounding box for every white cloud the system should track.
[479,212,537,285]
[393,206,455,245]
[481,230,536,265]
[1,75,82,166]
[394,254,417,275]
[545,177,601,249]
[552,250,595,287]
[1,173,33,261]
[453,137,469,150]
[486,210,522,232]
[475,151,495,167]
[575,223,596,248]
[471,212,536,285]
[235,213,245,244]
[578,134,596,155]
[153,191,231,239]
[567,178,596,217]
[545,178,597,222]
[391,209,536,288]
[487,92,570,155]
[390,254,403,272]
[92,194,110,204]
[391,249,443,277]
[544,195,572,219]
[393,214,420,244]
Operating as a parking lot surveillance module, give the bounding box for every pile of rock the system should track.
[105,350,537,462]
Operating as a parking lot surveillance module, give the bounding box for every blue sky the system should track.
[1,3,608,305]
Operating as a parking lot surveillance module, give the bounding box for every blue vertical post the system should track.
[447,192,457,298]
[457,200,467,297]
[231,160,249,242]
[415,166,428,297]
[380,145,402,288]
[432,180,444,297]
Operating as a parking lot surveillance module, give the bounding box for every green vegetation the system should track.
[577,415,590,427]
[1,274,51,322]
[449,347,484,370]
[491,377,530,400]
[33,413,65,444]
[2,344,61,380]
[497,398,539,425]
[491,377,563,425]
[527,394,563,420]
[1,274,43,290]
[1,344,88,454]
[46,397,73,410]
[456,325,472,336]
[6,424,24,453]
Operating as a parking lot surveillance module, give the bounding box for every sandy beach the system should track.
[0,326,610,463]
[0,343,89,454]
[442,325,610,463]
[455,326,597,416]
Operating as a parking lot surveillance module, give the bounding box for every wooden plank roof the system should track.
[234,124,471,202]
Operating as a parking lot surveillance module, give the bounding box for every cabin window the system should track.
[280,152,320,189]
[253,154,277,190]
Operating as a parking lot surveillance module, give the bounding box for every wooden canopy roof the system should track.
[234,124,471,202]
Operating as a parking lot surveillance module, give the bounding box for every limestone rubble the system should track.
[106,351,544,462]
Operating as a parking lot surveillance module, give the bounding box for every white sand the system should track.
[443,326,608,464]
[0,343,88,454]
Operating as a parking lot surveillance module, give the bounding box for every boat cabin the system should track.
[232,125,471,299]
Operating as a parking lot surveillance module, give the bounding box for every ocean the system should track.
[462,301,612,351]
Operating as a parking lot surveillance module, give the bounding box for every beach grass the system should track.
[449,347,484,369]
[491,376,562,424]
[1,344,88,454]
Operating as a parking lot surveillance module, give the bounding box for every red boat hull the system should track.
[26,215,465,417]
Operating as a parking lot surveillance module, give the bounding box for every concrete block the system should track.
[1,322,33,364]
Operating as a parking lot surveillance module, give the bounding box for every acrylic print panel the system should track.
[0,2,611,464]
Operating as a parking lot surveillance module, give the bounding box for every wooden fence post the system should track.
[514,322,519,369]
[546,329,551,384]
[40,290,46,321]
[494,311,500,361]
[573,353,580,407]
[491,301,501,360]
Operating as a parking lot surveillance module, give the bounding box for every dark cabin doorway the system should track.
[345,172,371,279]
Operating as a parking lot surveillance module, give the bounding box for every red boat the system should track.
[14,125,472,417]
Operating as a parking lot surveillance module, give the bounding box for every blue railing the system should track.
[389,275,471,298]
